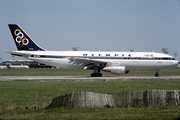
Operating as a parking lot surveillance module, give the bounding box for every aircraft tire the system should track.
[90,73,102,77]
[90,73,95,77]
[155,72,159,77]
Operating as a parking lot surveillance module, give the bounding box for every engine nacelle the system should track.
[103,66,129,75]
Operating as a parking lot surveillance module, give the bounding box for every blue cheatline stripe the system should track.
[30,55,176,60]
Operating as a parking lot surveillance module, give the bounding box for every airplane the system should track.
[0,66,7,69]
[7,63,29,69]
[5,24,178,77]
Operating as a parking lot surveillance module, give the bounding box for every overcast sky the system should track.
[0,0,180,61]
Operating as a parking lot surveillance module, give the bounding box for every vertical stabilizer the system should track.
[8,24,46,51]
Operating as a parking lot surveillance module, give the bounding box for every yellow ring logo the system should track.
[14,29,29,46]
[14,29,21,36]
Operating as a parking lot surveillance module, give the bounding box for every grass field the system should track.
[0,67,180,119]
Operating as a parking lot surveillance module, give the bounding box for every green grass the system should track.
[0,67,180,76]
[1,67,180,119]
[1,107,180,120]
[0,81,180,119]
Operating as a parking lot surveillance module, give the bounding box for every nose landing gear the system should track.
[155,71,159,77]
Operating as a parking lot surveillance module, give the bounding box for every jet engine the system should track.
[103,66,129,75]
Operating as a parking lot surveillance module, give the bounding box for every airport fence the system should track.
[46,90,180,109]
[46,91,115,109]
[116,90,180,107]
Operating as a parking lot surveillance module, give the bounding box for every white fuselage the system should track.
[13,51,178,70]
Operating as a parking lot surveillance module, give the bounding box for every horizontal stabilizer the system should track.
[4,50,30,57]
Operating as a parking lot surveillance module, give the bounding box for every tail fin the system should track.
[8,24,46,51]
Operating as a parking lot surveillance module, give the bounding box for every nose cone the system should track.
[171,60,179,67]
[175,60,179,66]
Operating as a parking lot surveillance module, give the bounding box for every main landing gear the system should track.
[155,71,159,77]
[90,73,102,77]
[90,67,102,77]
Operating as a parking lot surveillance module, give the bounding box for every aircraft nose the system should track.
[175,60,179,66]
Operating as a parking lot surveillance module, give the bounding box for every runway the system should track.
[1,76,180,81]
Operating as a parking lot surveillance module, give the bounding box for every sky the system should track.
[0,0,180,61]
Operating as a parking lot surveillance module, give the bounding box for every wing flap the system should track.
[69,57,107,67]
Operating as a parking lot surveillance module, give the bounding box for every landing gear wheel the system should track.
[98,73,102,77]
[90,66,103,77]
[155,72,159,77]
[90,73,102,77]
[90,73,95,77]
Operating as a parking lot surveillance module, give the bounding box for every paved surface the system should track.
[1,76,180,81]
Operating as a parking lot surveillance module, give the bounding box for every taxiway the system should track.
[1,76,180,81]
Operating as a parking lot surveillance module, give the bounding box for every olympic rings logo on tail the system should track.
[14,29,29,46]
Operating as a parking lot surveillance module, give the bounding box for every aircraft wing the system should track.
[69,57,107,69]
[4,51,31,57]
